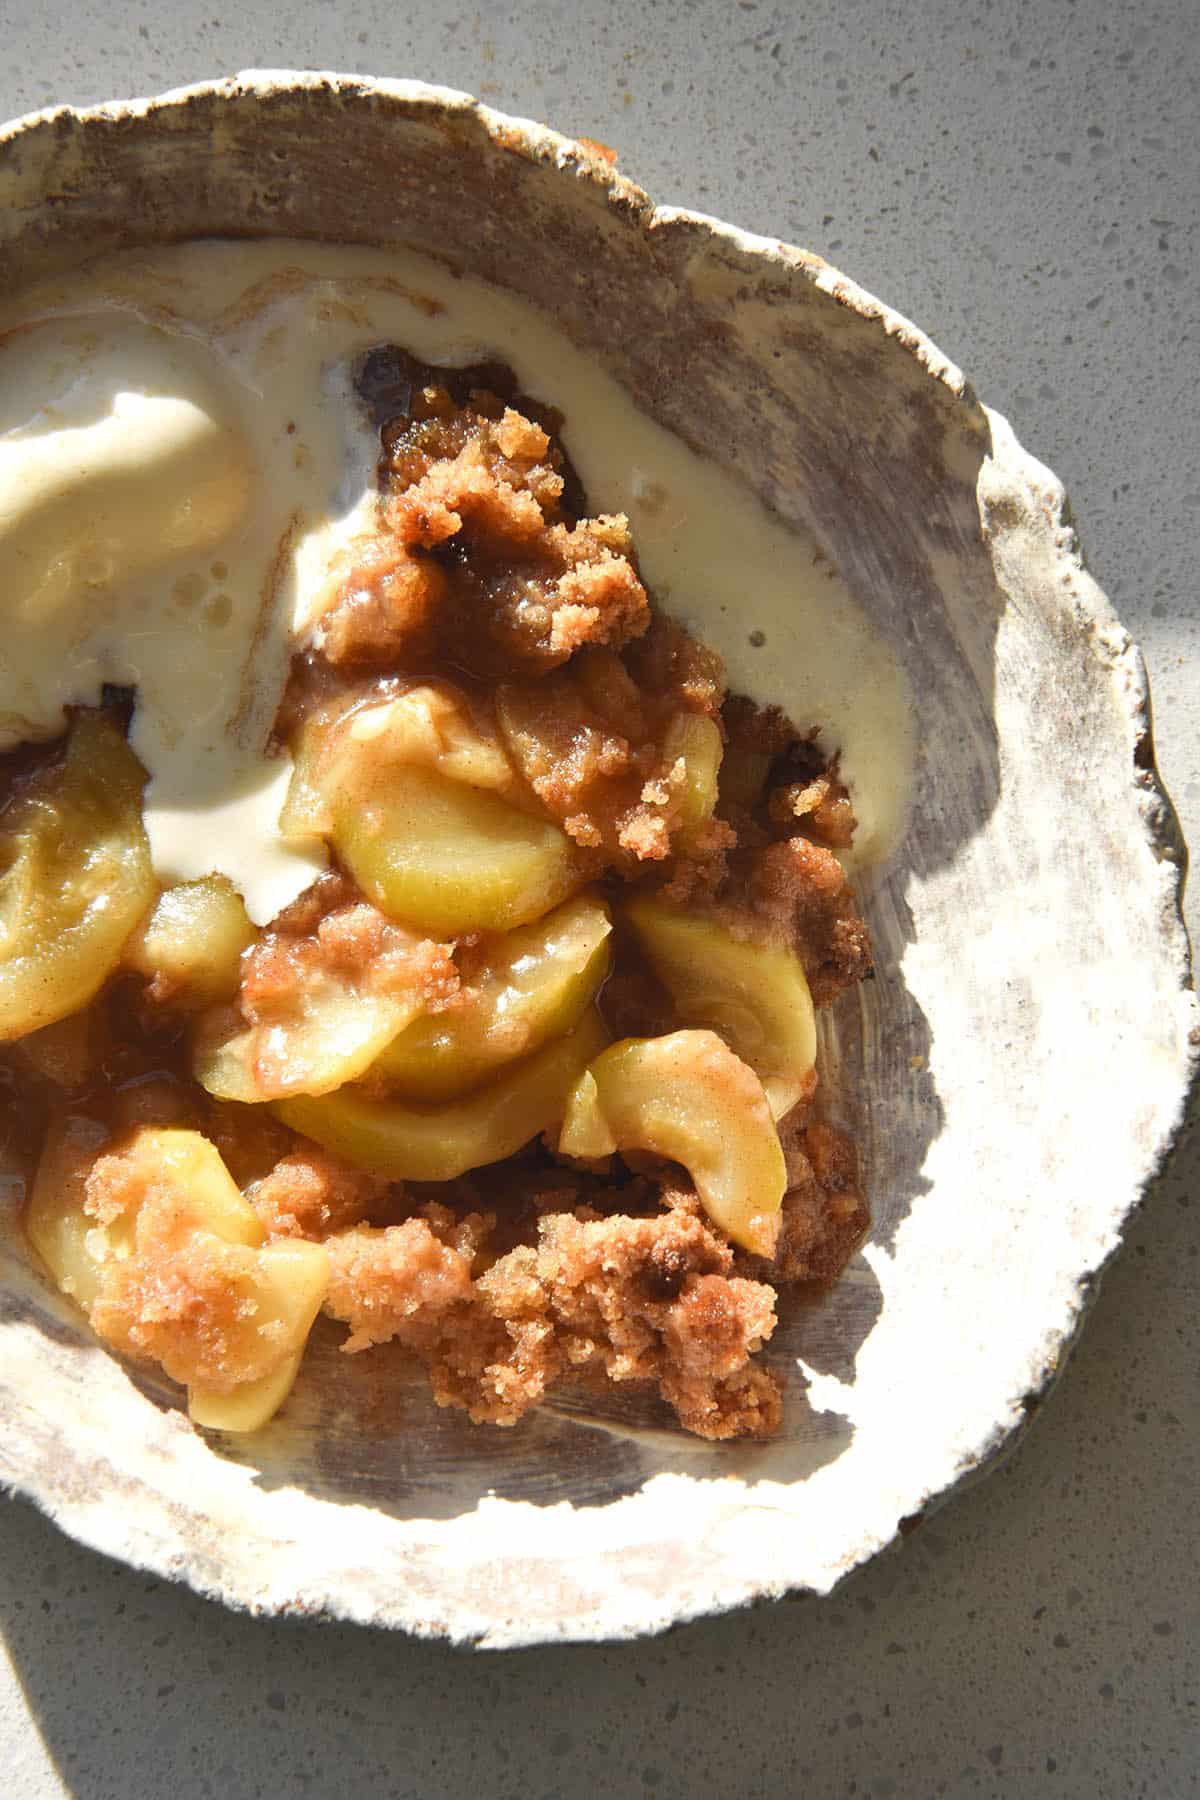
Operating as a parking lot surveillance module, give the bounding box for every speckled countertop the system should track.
[2,3,1197,1796]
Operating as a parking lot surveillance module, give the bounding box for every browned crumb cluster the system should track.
[246,1145,388,1242]
[495,629,730,867]
[13,348,875,1442]
[674,696,873,1007]
[323,1201,782,1439]
[319,360,648,678]
[240,872,460,1024]
[735,1115,869,1286]
[83,1139,287,1396]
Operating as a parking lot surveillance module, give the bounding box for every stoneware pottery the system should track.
[0,73,1194,1646]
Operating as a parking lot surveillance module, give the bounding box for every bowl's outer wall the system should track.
[0,74,1194,1645]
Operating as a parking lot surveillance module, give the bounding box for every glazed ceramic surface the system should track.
[0,73,1193,1646]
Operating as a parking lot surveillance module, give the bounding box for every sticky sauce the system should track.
[0,242,915,919]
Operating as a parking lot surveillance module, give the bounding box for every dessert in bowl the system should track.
[0,73,1192,1645]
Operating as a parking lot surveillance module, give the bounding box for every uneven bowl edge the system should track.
[0,72,1195,1644]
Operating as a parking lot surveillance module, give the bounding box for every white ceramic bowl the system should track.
[0,73,1194,1646]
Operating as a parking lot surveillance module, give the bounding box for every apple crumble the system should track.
[12,348,871,1441]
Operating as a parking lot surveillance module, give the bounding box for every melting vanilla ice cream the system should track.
[0,241,915,921]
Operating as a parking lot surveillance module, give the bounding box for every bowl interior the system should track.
[0,75,1192,1645]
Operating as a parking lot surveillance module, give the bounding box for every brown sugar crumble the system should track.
[15,345,874,1443]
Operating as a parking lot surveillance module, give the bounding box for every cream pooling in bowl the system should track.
[0,239,916,918]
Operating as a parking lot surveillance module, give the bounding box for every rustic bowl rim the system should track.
[0,69,1195,1645]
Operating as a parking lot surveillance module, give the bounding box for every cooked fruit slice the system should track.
[558,1030,786,1254]
[187,1238,330,1432]
[346,685,515,791]
[660,711,723,838]
[277,1010,608,1182]
[374,892,612,1101]
[25,1123,328,1432]
[335,766,586,936]
[195,971,429,1105]
[280,683,585,935]
[281,684,515,842]
[0,711,155,1040]
[277,712,333,842]
[194,897,458,1105]
[25,1112,115,1311]
[126,875,256,1005]
[623,897,816,1117]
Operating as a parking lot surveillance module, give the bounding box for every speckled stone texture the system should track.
[0,2,1196,1796]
